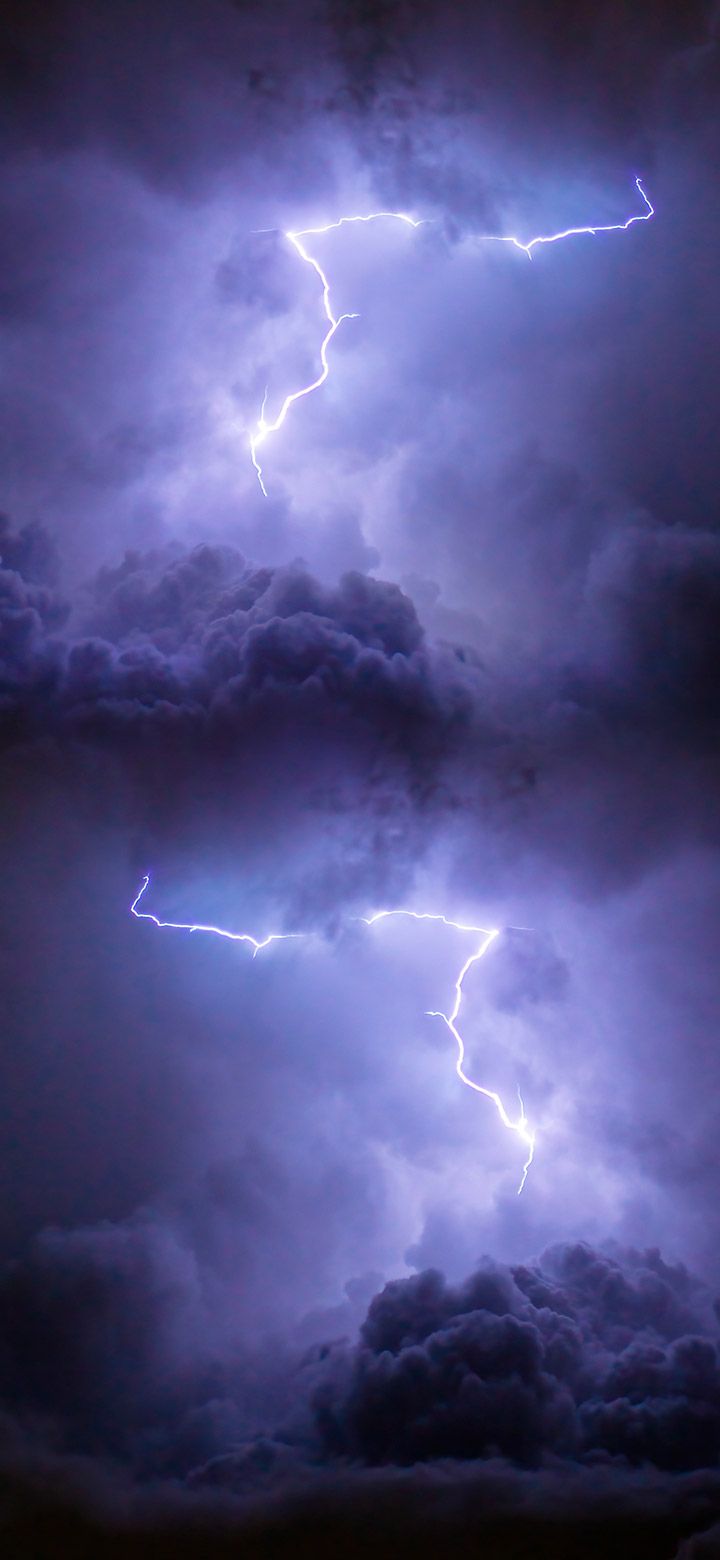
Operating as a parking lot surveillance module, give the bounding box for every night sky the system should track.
[2,2,720,1555]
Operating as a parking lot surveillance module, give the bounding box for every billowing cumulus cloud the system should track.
[2,514,719,900]
[4,1234,720,1555]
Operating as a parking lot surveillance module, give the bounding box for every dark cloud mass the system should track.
[5,1234,720,1555]
[1,0,720,1553]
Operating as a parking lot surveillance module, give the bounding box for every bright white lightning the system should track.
[248,178,654,493]
[363,910,534,1195]
[481,174,654,258]
[130,874,302,957]
[249,210,423,496]
[130,878,535,1192]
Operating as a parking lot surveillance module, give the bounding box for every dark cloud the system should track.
[328,0,711,218]
[1,519,718,903]
[4,1234,720,1549]
[306,1242,719,1474]
[0,1215,202,1457]
[0,1235,709,1459]
[0,535,474,937]
[0,512,60,584]
[582,523,720,721]
[0,0,337,195]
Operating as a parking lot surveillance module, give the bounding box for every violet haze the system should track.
[1,2,719,1555]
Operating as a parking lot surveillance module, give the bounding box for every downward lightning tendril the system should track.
[249,177,654,494]
[249,210,423,495]
[362,910,534,1194]
[130,877,534,1192]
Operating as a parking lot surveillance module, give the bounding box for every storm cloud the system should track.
[5,1234,720,1555]
[1,0,720,1553]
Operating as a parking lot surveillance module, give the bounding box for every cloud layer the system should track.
[2,0,720,1550]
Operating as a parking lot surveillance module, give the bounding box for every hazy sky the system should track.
[1,2,720,1553]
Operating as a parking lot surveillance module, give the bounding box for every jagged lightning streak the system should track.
[250,210,423,496]
[363,910,534,1194]
[248,178,653,493]
[130,875,302,957]
[481,174,654,258]
[130,878,535,1191]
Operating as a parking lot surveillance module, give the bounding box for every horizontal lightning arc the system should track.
[482,174,654,257]
[249,177,654,494]
[130,874,302,957]
[130,878,535,1193]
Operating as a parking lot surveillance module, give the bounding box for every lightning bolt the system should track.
[362,911,534,1194]
[249,210,424,496]
[130,878,534,1192]
[249,177,654,493]
[130,874,302,957]
[481,174,654,258]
